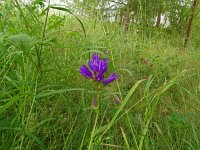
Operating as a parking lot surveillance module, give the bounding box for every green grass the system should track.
[0,1,200,150]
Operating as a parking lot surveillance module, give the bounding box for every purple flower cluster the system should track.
[80,53,117,85]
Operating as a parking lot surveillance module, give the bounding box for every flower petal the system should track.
[80,65,93,79]
[103,72,117,85]
[99,58,108,75]
[93,58,108,81]
[88,53,101,72]
[94,74,104,81]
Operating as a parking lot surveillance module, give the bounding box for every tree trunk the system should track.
[123,3,130,31]
[184,0,198,48]
[119,8,123,26]
[156,11,161,28]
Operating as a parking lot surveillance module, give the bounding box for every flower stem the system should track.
[96,85,100,109]
[88,111,99,150]
[88,84,100,149]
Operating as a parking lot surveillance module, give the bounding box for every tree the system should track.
[184,0,198,48]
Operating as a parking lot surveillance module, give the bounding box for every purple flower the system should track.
[80,65,93,79]
[79,53,117,85]
[103,72,117,85]
[92,99,97,108]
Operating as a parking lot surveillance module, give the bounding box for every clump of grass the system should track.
[0,1,200,149]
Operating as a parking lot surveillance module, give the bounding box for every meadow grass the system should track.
[0,2,200,150]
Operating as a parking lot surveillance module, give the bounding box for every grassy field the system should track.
[0,2,200,150]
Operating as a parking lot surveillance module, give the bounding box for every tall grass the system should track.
[0,1,200,149]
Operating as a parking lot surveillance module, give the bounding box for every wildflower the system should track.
[92,99,97,108]
[80,53,117,85]
[103,72,117,85]
[114,96,121,104]
[104,50,109,55]
[161,108,169,116]
[80,65,93,79]
[140,57,148,64]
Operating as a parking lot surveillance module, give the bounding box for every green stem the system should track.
[88,112,99,150]
[96,85,100,109]
[88,84,100,149]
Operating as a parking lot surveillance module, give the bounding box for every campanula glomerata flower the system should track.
[80,53,117,85]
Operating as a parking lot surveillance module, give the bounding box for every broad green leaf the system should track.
[8,33,34,51]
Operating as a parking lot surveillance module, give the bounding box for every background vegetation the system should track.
[0,0,200,149]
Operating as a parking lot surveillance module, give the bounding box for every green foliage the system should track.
[0,0,200,150]
[8,33,34,51]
